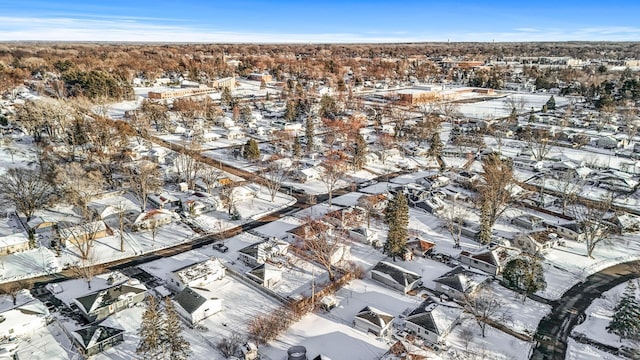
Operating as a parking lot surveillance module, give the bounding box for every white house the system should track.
[147,192,181,210]
[131,209,175,231]
[246,263,283,289]
[353,306,394,338]
[404,297,462,345]
[167,258,226,292]
[173,287,222,325]
[433,266,487,300]
[371,261,421,294]
[0,293,49,338]
[238,238,290,267]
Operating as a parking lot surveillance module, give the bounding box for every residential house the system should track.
[73,281,147,322]
[551,222,585,242]
[386,340,431,360]
[324,207,366,229]
[459,246,520,276]
[512,231,559,254]
[510,214,546,230]
[0,216,30,255]
[357,194,389,212]
[433,266,487,300]
[0,297,49,338]
[71,325,125,357]
[148,192,181,210]
[166,257,226,292]
[353,306,394,338]
[173,287,222,325]
[404,297,462,345]
[371,261,422,293]
[237,238,290,267]
[349,227,376,244]
[132,209,175,231]
[406,238,436,257]
[181,192,220,216]
[246,263,283,289]
[296,166,323,183]
[58,220,108,246]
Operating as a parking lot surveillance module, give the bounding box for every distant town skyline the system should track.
[1,0,639,43]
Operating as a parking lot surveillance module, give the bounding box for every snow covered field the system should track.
[458,93,570,120]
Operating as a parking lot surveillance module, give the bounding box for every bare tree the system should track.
[0,167,54,223]
[570,194,615,258]
[463,288,511,338]
[555,171,582,215]
[444,198,467,249]
[200,165,222,194]
[297,217,350,282]
[114,201,128,252]
[261,161,287,202]
[62,215,104,261]
[522,126,554,162]
[127,162,163,211]
[55,163,105,214]
[70,252,101,290]
[216,331,244,358]
[320,157,347,207]
[174,152,200,189]
[479,154,519,230]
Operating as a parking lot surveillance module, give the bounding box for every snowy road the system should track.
[530,260,640,360]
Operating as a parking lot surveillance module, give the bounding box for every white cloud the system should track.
[0,16,639,43]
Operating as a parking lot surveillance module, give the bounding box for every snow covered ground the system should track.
[457,93,570,120]
[571,279,640,351]
[565,338,626,360]
[538,236,640,300]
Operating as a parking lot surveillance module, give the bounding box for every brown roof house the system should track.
[459,246,520,276]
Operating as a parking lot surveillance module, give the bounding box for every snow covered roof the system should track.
[75,282,147,315]
[371,261,421,287]
[72,325,124,350]
[173,287,215,315]
[433,266,487,293]
[355,306,394,328]
[171,257,225,285]
[406,297,462,335]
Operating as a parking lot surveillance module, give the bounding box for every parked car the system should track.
[212,243,229,253]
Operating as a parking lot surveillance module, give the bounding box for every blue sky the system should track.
[1,0,639,42]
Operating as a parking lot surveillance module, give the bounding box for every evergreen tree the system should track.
[163,298,191,360]
[545,95,556,110]
[137,296,163,359]
[607,282,640,341]
[478,199,492,244]
[243,139,260,161]
[319,94,338,119]
[293,136,302,158]
[427,131,443,159]
[352,133,367,170]
[509,107,517,123]
[384,192,409,260]
[221,87,232,108]
[502,255,547,303]
[284,100,297,121]
[528,107,536,123]
[305,117,315,152]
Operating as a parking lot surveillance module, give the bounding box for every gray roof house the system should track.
[404,297,462,345]
[371,261,421,293]
[72,325,125,357]
[73,282,147,322]
[353,306,394,337]
[433,266,487,300]
[173,287,222,325]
